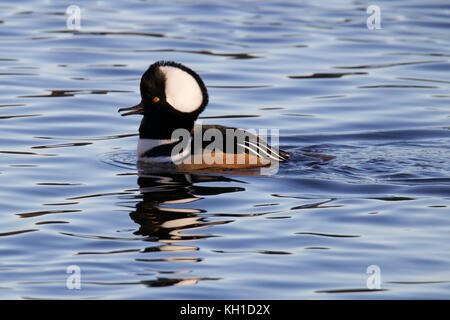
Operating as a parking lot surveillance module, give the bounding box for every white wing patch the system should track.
[159,66,203,113]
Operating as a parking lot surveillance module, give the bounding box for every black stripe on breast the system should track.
[142,141,183,158]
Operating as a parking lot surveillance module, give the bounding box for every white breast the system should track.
[137,138,191,164]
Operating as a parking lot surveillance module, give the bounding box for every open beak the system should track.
[118,102,144,116]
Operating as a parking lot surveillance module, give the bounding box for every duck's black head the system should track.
[119,61,208,139]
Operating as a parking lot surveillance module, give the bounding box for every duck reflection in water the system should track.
[124,167,245,287]
[130,170,244,241]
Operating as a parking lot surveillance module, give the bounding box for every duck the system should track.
[118,61,290,171]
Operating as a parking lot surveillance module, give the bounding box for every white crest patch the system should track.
[159,66,203,113]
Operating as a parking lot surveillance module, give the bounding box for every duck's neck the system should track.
[139,115,195,139]
[137,115,194,161]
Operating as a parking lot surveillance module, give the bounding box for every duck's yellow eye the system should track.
[153,97,160,103]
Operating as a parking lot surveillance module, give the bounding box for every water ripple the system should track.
[1,0,449,300]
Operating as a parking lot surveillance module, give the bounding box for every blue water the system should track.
[0,0,449,299]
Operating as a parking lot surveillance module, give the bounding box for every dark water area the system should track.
[0,0,449,299]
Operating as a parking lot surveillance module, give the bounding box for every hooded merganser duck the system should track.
[118,61,290,171]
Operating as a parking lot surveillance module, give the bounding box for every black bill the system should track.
[118,102,144,116]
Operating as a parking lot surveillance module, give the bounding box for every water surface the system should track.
[0,0,449,299]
